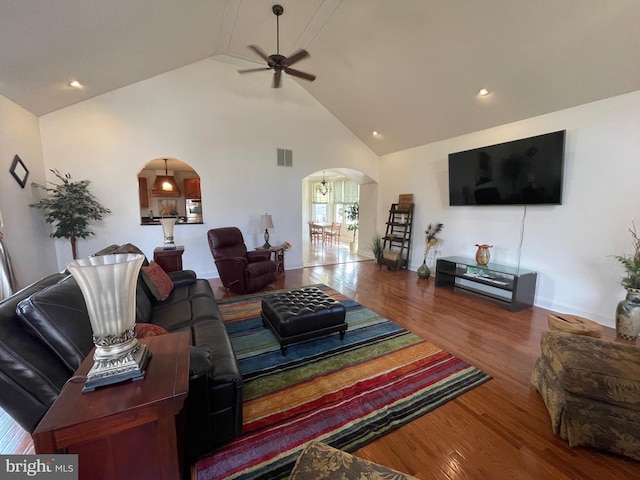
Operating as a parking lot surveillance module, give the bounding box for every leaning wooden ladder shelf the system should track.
[381,201,414,270]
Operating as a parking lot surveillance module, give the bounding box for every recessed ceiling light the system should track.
[69,80,82,88]
[478,88,490,96]
[372,131,380,136]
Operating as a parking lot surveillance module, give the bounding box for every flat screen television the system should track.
[448,130,566,206]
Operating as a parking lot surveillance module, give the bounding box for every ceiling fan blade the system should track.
[284,67,316,82]
[247,44,271,63]
[238,67,271,74]
[282,49,309,67]
[272,70,282,88]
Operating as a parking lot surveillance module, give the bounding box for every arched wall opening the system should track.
[301,168,378,267]
[137,158,203,225]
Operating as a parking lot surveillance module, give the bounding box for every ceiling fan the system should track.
[238,4,316,88]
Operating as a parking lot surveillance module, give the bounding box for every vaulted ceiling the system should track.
[1,0,638,155]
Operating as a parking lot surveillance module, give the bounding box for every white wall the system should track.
[379,90,640,327]
[0,96,57,288]
[38,58,379,277]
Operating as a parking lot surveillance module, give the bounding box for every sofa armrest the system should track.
[247,250,270,262]
[189,345,212,379]
[214,257,249,290]
[539,330,640,409]
[168,269,197,287]
[215,256,248,266]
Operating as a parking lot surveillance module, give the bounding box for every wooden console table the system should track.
[435,256,537,311]
[154,245,184,272]
[32,331,190,480]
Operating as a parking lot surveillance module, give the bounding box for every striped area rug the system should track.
[196,285,491,480]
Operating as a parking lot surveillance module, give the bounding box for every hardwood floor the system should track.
[301,234,370,267]
[3,256,639,479]
[211,260,639,479]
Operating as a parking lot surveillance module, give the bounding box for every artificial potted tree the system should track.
[30,169,111,259]
[346,202,359,254]
[614,222,640,342]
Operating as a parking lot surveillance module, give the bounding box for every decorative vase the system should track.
[475,244,492,265]
[615,288,640,342]
[67,253,150,392]
[417,259,431,279]
[160,218,176,250]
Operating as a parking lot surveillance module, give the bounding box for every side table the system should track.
[154,245,184,272]
[256,246,285,276]
[32,331,190,480]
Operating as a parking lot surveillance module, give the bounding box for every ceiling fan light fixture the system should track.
[238,4,316,88]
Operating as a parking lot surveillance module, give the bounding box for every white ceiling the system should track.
[1,0,639,156]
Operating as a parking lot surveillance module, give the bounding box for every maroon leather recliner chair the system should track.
[207,227,277,294]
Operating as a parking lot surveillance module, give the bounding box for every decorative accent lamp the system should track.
[67,253,150,392]
[151,158,180,196]
[260,214,274,249]
[160,217,177,250]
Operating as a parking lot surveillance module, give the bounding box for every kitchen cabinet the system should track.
[183,178,201,199]
[138,177,149,208]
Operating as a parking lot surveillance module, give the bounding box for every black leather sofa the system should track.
[0,243,243,459]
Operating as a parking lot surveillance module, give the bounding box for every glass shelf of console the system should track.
[435,256,538,312]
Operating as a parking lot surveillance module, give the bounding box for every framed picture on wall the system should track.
[158,199,178,216]
[10,155,29,188]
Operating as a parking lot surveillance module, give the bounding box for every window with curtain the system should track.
[312,204,328,222]
[334,179,359,224]
[334,180,359,204]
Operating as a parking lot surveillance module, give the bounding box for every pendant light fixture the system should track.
[151,158,180,197]
[316,171,331,196]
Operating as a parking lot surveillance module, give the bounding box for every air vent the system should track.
[277,148,293,167]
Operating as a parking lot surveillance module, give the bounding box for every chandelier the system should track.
[316,171,332,196]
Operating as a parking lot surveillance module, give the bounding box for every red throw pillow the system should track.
[135,323,169,338]
[141,261,174,301]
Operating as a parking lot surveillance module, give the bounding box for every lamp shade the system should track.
[160,218,176,249]
[67,253,149,391]
[260,214,274,230]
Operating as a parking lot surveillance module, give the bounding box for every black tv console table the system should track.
[435,256,537,311]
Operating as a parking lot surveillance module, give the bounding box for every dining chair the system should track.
[308,221,323,242]
[324,222,341,245]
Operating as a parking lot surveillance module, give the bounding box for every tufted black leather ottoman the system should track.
[261,287,347,355]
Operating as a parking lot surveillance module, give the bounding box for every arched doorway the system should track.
[137,158,203,225]
[301,169,377,267]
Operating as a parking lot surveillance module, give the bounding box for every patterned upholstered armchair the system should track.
[207,227,277,294]
[531,330,640,460]
[289,441,418,480]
